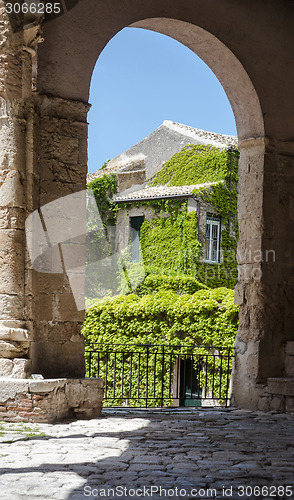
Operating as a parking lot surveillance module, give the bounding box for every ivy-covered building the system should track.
[87,121,239,292]
[85,124,239,406]
[82,122,239,406]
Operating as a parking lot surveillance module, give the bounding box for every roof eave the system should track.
[110,193,197,203]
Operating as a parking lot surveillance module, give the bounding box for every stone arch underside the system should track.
[1,0,294,413]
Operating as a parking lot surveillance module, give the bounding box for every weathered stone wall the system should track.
[0,5,90,380]
[233,139,294,410]
[0,5,32,378]
[0,378,103,422]
[29,95,90,378]
[115,205,154,255]
[117,169,146,193]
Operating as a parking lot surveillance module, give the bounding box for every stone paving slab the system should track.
[0,408,293,499]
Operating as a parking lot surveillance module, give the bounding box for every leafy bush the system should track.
[135,272,208,296]
[82,288,238,406]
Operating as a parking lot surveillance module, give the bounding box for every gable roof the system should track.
[87,121,237,183]
[161,121,237,148]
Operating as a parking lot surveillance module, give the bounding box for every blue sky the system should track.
[87,28,237,174]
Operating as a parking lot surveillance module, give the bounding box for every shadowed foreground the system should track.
[0,408,293,499]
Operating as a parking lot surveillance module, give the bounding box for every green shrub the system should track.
[82,288,238,406]
[135,272,208,296]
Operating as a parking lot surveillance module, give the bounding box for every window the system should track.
[205,214,221,263]
[130,216,144,262]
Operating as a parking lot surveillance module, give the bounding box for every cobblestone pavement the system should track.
[0,408,293,500]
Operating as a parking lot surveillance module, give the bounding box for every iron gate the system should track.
[85,343,234,408]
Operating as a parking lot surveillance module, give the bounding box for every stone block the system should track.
[30,338,85,378]
[34,294,55,322]
[234,337,247,355]
[12,359,32,378]
[246,354,259,377]
[0,325,30,342]
[0,340,29,359]
[238,217,264,242]
[0,170,25,207]
[267,377,294,396]
[238,306,250,328]
[257,396,270,412]
[40,322,84,343]
[53,292,84,322]
[284,355,294,377]
[0,359,31,378]
[0,379,29,402]
[270,395,285,412]
[40,158,84,186]
[40,132,79,164]
[41,117,88,139]
[238,195,263,222]
[0,293,25,319]
[234,284,245,305]
[285,396,294,413]
[65,379,82,407]
[237,263,262,284]
[285,341,294,355]
[0,122,26,171]
[0,359,13,376]
[39,181,76,205]
[39,95,89,122]
[65,378,102,407]
[0,207,25,230]
[35,271,68,294]
[0,230,25,294]
[29,378,66,393]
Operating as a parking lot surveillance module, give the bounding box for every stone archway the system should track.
[1,0,294,413]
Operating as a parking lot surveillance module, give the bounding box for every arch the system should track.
[35,8,266,391]
[32,2,294,412]
[38,14,264,143]
[1,0,294,415]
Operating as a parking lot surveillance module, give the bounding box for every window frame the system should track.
[129,215,145,262]
[204,213,221,264]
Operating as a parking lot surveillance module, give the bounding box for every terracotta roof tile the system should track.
[111,182,221,202]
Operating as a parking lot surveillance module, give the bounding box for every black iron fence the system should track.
[85,343,235,408]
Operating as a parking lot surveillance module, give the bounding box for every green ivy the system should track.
[193,147,239,288]
[85,147,239,293]
[87,173,118,226]
[135,271,208,296]
[86,174,119,298]
[140,208,202,276]
[83,288,238,406]
[148,144,229,187]
[125,146,240,290]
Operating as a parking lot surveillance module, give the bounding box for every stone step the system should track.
[267,377,294,396]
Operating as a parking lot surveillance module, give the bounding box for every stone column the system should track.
[29,95,90,378]
[232,138,294,410]
[0,5,32,377]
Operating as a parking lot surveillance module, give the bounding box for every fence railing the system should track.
[85,343,235,408]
